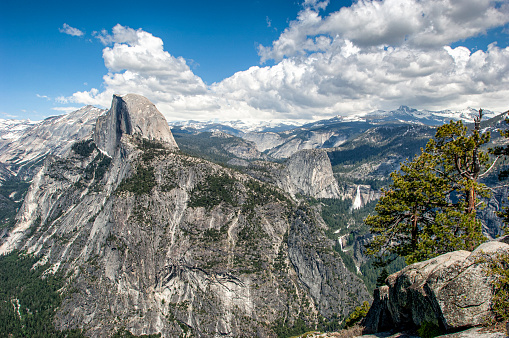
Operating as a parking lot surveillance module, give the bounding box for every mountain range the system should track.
[0,105,498,170]
[0,96,507,337]
[168,105,498,133]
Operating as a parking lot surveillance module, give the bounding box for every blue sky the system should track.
[1,0,509,122]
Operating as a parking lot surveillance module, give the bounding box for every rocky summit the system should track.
[94,93,178,157]
[0,94,370,337]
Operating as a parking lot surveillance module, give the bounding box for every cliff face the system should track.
[1,95,370,337]
[266,131,348,160]
[0,106,108,233]
[94,94,178,156]
[243,130,350,160]
[277,149,341,199]
[478,186,508,239]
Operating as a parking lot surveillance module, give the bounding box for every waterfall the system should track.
[337,234,348,252]
[351,185,362,210]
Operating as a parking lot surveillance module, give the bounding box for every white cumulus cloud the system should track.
[62,25,209,119]
[63,0,509,121]
[59,23,84,37]
[259,0,509,62]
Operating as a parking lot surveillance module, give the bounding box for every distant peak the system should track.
[397,105,417,112]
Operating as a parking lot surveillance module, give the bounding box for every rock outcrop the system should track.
[364,237,509,333]
[277,149,341,199]
[94,94,178,156]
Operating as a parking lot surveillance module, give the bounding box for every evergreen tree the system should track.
[365,109,491,266]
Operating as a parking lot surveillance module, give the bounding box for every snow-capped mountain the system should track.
[168,118,305,134]
[361,106,497,126]
[235,106,502,158]
[239,106,498,133]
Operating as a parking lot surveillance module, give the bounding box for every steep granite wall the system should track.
[277,149,341,199]
[94,94,178,156]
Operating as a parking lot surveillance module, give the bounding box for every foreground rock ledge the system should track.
[363,236,509,333]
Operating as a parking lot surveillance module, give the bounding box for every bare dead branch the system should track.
[479,156,501,178]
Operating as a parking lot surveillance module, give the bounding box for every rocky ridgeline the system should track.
[242,129,349,160]
[364,236,509,334]
[267,131,348,160]
[0,94,370,337]
[0,105,106,181]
